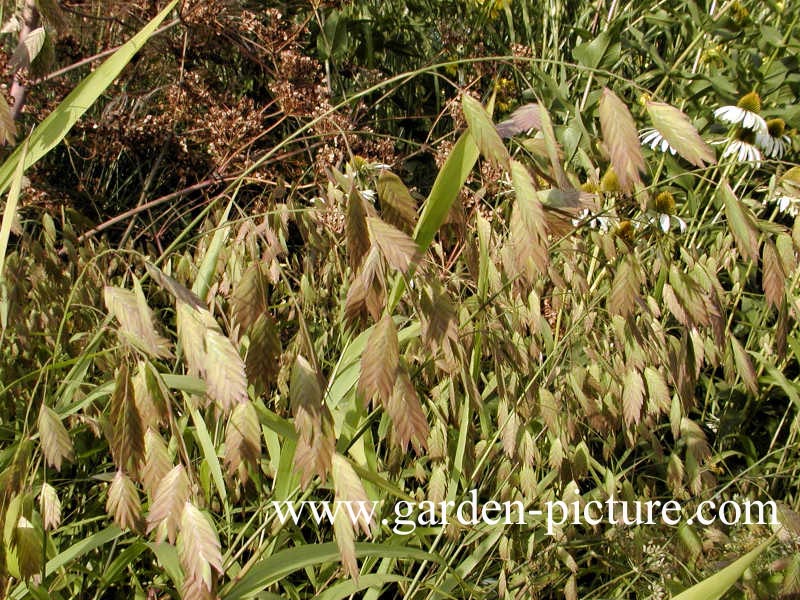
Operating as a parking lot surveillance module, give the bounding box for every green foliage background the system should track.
[1,0,800,598]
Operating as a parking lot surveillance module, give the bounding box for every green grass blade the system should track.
[414,130,479,249]
[9,526,124,598]
[387,131,479,311]
[192,198,233,300]
[222,542,441,600]
[671,540,770,600]
[0,0,178,195]
[190,405,228,509]
[0,140,27,330]
[316,574,408,600]
[432,523,505,598]
[149,541,184,590]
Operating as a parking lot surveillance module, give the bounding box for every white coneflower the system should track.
[714,91,767,133]
[640,128,677,155]
[650,191,686,233]
[614,219,637,245]
[775,194,800,217]
[349,155,392,177]
[572,208,611,232]
[715,128,762,165]
[773,166,800,216]
[755,118,791,159]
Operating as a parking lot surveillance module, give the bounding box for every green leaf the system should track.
[222,543,441,600]
[0,140,26,330]
[388,130,480,310]
[415,135,478,245]
[315,574,408,600]
[671,540,770,600]
[190,406,228,508]
[149,541,184,590]
[573,31,611,69]
[192,199,233,301]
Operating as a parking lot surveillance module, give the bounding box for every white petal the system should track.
[714,106,767,132]
[640,129,658,144]
[715,106,742,124]
[572,209,590,228]
[742,111,768,132]
[659,213,670,232]
[738,143,750,162]
[675,217,687,233]
[771,139,786,159]
[721,141,738,158]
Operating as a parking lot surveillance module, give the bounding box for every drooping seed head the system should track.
[654,191,676,215]
[766,118,786,138]
[734,127,757,145]
[601,168,620,193]
[615,220,635,244]
[736,91,761,113]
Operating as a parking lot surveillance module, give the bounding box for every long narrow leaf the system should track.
[671,540,770,600]
[222,543,441,600]
[387,131,480,310]
[193,198,233,300]
[0,1,178,195]
[0,140,27,330]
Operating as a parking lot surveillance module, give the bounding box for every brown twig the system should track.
[61,177,222,253]
[33,18,182,85]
